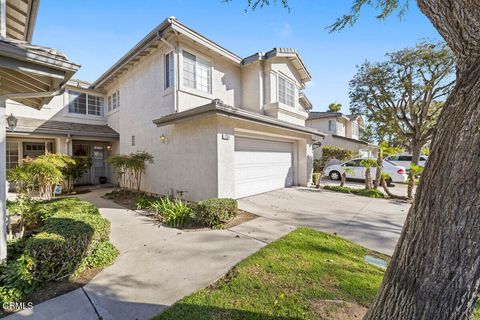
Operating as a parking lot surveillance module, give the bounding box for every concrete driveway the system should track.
[238,187,411,255]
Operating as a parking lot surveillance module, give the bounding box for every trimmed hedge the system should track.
[323,185,385,198]
[195,198,238,229]
[25,199,110,282]
[0,198,117,303]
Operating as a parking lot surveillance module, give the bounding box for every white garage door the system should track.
[234,137,294,198]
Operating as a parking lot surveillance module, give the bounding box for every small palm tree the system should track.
[374,141,402,189]
[340,167,354,187]
[360,159,378,190]
[381,172,408,200]
[407,164,424,199]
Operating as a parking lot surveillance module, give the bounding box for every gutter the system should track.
[153,99,325,138]
[332,134,369,145]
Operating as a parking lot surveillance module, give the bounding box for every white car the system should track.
[384,154,428,168]
[325,158,408,184]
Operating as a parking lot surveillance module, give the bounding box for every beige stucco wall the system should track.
[6,86,107,126]
[313,134,376,161]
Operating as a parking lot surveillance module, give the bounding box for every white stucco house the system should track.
[306,112,377,160]
[5,16,325,201]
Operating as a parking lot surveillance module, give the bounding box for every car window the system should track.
[398,156,412,161]
[384,160,396,166]
[420,156,427,161]
[345,159,361,167]
[387,156,398,161]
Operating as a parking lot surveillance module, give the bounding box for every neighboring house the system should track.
[306,112,377,160]
[6,16,325,200]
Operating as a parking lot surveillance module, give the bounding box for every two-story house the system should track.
[306,111,377,160]
[6,17,324,200]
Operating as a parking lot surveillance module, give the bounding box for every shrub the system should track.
[196,198,238,229]
[135,193,157,210]
[323,185,385,198]
[83,241,118,269]
[149,198,192,228]
[0,255,38,302]
[24,199,111,282]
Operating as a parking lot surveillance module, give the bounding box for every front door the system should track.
[92,146,106,184]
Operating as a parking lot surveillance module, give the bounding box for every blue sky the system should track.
[33,1,441,113]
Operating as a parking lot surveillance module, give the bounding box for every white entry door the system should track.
[234,137,294,198]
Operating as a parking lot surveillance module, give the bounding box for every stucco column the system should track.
[0,99,7,261]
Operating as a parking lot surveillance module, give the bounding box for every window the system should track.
[131,135,136,146]
[108,90,120,112]
[352,122,359,136]
[344,159,362,167]
[328,120,334,132]
[6,142,19,169]
[165,51,174,89]
[68,90,104,116]
[182,51,211,93]
[278,76,295,107]
[398,156,412,161]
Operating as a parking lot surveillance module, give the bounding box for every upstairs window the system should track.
[68,90,104,116]
[165,51,174,89]
[278,76,295,107]
[182,51,211,93]
[328,120,334,132]
[352,122,359,136]
[108,91,120,112]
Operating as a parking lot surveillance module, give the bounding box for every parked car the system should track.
[384,154,428,167]
[325,158,409,184]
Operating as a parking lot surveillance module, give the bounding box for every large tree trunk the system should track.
[364,53,480,319]
[410,139,423,165]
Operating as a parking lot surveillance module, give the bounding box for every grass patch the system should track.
[154,228,386,320]
[323,185,385,198]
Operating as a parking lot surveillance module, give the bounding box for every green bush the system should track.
[135,193,158,210]
[149,198,192,228]
[323,185,385,198]
[196,198,238,229]
[25,199,110,282]
[312,173,321,186]
[83,241,118,269]
[0,255,38,302]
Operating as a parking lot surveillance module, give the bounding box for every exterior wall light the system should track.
[160,134,168,143]
[106,145,112,151]
[6,114,17,132]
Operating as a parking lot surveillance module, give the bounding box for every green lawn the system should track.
[154,228,386,320]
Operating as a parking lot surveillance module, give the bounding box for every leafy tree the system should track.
[327,102,342,112]
[374,141,402,189]
[107,152,154,192]
[234,1,480,318]
[349,41,455,165]
[62,157,93,193]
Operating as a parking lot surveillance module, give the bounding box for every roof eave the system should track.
[153,100,325,138]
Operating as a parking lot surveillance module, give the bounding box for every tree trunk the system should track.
[340,172,347,187]
[364,168,372,190]
[411,140,423,165]
[374,157,383,189]
[381,178,409,201]
[407,175,416,200]
[364,55,480,319]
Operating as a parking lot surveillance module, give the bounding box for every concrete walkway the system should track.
[6,188,294,320]
[239,187,410,255]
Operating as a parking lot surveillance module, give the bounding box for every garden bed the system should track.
[103,190,257,230]
[1,198,118,316]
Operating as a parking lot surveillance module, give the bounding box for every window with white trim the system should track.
[328,120,334,132]
[165,51,174,89]
[182,51,211,93]
[68,90,104,116]
[108,90,120,112]
[352,122,359,136]
[278,76,295,107]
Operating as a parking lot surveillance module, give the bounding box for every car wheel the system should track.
[329,170,341,181]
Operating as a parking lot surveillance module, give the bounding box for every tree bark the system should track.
[411,139,423,165]
[374,157,383,189]
[364,53,480,319]
[364,167,372,189]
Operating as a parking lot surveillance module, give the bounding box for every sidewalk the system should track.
[6,188,295,320]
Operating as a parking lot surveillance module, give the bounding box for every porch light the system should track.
[160,134,168,143]
[106,145,112,151]
[6,114,17,132]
